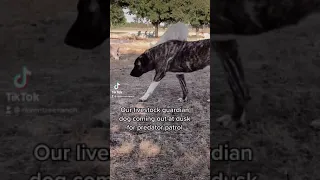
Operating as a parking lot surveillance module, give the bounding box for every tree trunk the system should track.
[153,22,160,38]
[196,26,199,38]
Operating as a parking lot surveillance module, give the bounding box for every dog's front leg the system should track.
[139,71,165,102]
[176,74,188,102]
[139,81,160,102]
[215,40,251,128]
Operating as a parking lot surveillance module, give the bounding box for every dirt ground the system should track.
[110,31,208,54]
[109,51,210,180]
[0,1,320,180]
[109,30,210,179]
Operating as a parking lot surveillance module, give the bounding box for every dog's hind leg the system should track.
[176,74,188,102]
[214,40,251,128]
[139,71,165,102]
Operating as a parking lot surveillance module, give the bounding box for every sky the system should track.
[122,8,164,25]
[123,8,135,23]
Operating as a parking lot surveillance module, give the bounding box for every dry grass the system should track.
[110,29,209,55]
[111,27,210,34]
[109,44,210,179]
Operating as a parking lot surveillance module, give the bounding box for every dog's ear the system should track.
[135,53,151,67]
[139,53,150,66]
[136,59,141,66]
[134,55,144,67]
[134,53,154,72]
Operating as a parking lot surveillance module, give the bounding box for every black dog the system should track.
[130,39,210,102]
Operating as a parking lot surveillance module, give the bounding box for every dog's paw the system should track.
[217,114,246,129]
[240,111,247,125]
[216,114,232,127]
[139,98,146,102]
[178,97,187,102]
[310,119,320,129]
[139,96,148,102]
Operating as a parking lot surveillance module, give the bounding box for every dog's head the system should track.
[64,0,108,49]
[130,53,154,77]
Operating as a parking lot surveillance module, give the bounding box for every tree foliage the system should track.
[185,0,210,31]
[110,3,126,27]
[168,0,192,23]
[125,0,210,36]
[128,0,171,22]
[127,0,187,37]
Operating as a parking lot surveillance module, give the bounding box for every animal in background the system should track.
[150,22,188,47]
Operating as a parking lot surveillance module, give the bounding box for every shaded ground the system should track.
[1,1,110,179]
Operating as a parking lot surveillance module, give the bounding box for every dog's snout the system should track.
[130,68,143,77]
[130,70,136,77]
